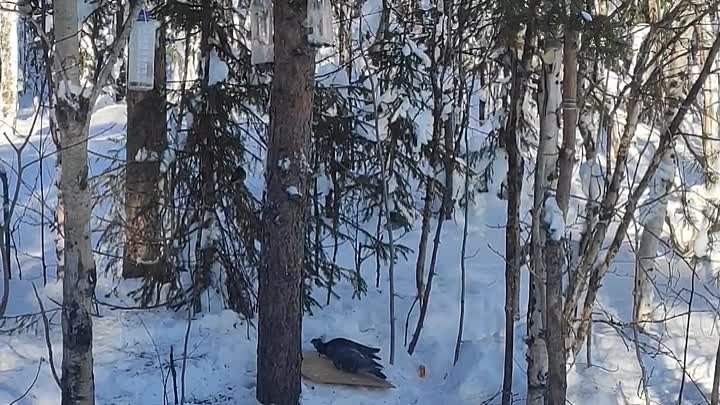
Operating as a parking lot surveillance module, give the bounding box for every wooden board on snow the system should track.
[301,351,395,389]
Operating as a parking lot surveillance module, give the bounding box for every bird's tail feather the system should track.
[350,341,381,353]
[369,368,387,380]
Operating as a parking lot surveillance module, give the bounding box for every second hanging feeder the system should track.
[307,0,334,46]
[250,0,273,65]
[128,8,158,91]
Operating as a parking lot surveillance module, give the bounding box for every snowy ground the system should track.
[1,92,720,405]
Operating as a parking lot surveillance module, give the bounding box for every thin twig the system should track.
[31,283,61,388]
[404,296,418,347]
[360,40,397,365]
[135,313,167,403]
[180,305,192,405]
[455,69,476,366]
[677,261,697,405]
[171,345,179,405]
[631,257,651,405]
[711,335,720,405]
[95,298,190,311]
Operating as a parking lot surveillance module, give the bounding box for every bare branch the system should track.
[31,283,61,388]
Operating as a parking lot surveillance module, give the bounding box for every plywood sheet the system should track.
[301,351,395,389]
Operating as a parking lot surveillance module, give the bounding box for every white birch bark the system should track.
[527,38,562,405]
[700,15,720,180]
[539,43,563,186]
[0,9,18,121]
[635,27,686,329]
[635,151,673,327]
[54,0,97,402]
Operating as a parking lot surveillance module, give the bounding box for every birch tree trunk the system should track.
[635,28,685,328]
[55,0,97,402]
[256,0,315,402]
[575,53,609,297]
[0,9,18,120]
[526,38,561,405]
[699,15,719,181]
[571,30,720,357]
[546,19,580,405]
[54,174,66,278]
[43,0,65,280]
[634,153,674,329]
[124,24,167,283]
[51,2,142,401]
[0,10,18,122]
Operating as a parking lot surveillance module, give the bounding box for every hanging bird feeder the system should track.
[307,0,334,46]
[127,8,158,91]
[250,0,273,65]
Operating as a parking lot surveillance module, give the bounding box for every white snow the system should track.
[579,156,604,204]
[134,147,160,162]
[306,0,334,46]
[199,210,217,249]
[57,81,84,102]
[208,49,229,86]
[134,147,148,161]
[278,158,291,170]
[249,0,274,65]
[287,185,301,197]
[543,196,565,241]
[160,148,176,174]
[316,173,333,196]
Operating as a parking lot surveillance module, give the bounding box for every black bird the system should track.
[311,337,382,361]
[330,346,387,379]
[311,337,386,379]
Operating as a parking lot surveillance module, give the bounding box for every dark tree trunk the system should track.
[414,180,433,306]
[256,0,315,402]
[712,335,720,405]
[194,0,216,313]
[501,25,533,405]
[556,29,579,216]
[545,238,566,405]
[443,110,455,220]
[124,25,167,281]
